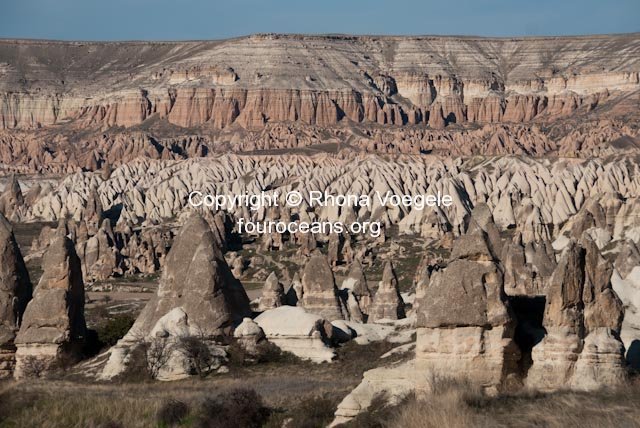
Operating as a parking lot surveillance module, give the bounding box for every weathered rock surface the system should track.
[526,238,626,390]
[331,360,415,427]
[254,306,336,362]
[341,260,372,317]
[0,175,25,221]
[233,317,266,357]
[258,272,285,311]
[14,233,86,379]
[0,214,32,378]
[368,262,405,322]
[0,35,638,173]
[99,214,250,380]
[1,35,638,132]
[24,154,640,251]
[415,223,519,393]
[300,252,345,321]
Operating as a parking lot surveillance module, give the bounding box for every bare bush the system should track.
[144,337,174,379]
[19,356,48,378]
[176,334,217,378]
[128,329,175,380]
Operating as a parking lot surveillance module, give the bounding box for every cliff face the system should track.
[1,34,639,131]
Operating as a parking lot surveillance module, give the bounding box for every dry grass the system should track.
[382,376,640,428]
[0,388,158,428]
[3,365,639,427]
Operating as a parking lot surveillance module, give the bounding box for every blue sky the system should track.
[1,0,638,41]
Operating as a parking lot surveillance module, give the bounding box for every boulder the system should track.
[233,317,266,357]
[254,306,336,362]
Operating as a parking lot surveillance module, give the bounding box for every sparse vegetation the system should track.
[97,315,136,348]
[265,394,340,428]
[2,375,639,427]
[176,334,218,378]
[156,399,189,427]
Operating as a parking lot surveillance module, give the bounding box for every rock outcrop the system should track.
[415,225,519,393]
[1,35,638,132]
[526,238,626,390]
[233,317,266,358]
[0,214,32,378]
[0,175,25,221]
[254,306,336,362]
[300,252,345,321]
[341,260,372,316]
[258,272,285,311]
[368,262,406,322]
[14,233,86,379]
[100,214,251,380]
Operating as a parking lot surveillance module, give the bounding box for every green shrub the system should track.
[97,315,135,348]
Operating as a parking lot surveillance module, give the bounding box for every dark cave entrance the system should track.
[510,296,547,377]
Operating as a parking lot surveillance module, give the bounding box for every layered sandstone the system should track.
[1,34,638,132]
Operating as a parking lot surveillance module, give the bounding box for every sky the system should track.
[1,0,639,41]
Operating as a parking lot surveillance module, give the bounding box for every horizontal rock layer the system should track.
[0,34,638,131]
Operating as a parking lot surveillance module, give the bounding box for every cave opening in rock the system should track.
[510,296,547,377]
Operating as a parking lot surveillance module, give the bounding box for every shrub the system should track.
[194,388,269,428]
[156,399,189,427]
[177,335,217,378]
[284,395,339,428]
[19,356,48,378]
[97,315,135,348]
[227,339,299,367]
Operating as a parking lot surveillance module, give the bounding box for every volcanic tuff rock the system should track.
[300,252,345,321]
[76,219,122,281]
[611,240,640,368]
[415,218,520,393]
[254,306,336,362]
[14,233,86,379]
[233,317,266,357]
[100,214,250,380]
[24,153,640,250]
[0,175,25,221]
[0,214,32,378]
[0,35,638,174]
[258,272,285,311]
[341,260,372,316]
[368,262,406,322]
[130,213,250,332]
[527,238,626,390]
